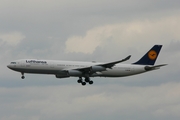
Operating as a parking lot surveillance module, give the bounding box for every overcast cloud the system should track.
[1,0,180,120]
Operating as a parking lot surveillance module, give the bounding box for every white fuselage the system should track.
[7,59,148,78]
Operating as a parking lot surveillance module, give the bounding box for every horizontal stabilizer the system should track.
[145,64,168,71]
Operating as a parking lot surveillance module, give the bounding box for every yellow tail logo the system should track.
[148,50,157,60]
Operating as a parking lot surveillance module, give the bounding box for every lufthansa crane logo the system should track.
[148,50,157,60]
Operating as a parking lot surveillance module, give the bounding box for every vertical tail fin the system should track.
[133,45,162,65]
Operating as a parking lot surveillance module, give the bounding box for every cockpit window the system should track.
[11,62,16,64]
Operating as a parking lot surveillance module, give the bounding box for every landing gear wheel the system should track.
[77,77,82,83]
[21,73,25,79]
[81,82,86,86]
[21,76,25,79]
[89,81,93,85]
[77,79,82,83]
[85,77,90,82]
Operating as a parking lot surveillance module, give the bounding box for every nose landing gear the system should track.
[21,73,25,79]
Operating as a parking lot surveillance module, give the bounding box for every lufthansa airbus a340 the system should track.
[7,45,167,86]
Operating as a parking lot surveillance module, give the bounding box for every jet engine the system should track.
[68,70,83,76]
[91,66,106,72]
[55,74,70,78]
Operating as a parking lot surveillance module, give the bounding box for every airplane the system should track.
[7,45,167,86]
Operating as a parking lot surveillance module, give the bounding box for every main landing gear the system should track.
[21,73,25,79]
[77,77,94,86]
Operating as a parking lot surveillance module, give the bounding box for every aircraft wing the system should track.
[97,55,131,68]
[62,55,131,74]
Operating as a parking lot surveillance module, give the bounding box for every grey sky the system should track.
[1,0,180,120]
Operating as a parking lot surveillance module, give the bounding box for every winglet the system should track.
[123,55,131,62]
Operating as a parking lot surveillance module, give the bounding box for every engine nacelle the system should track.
[68,70,83,76]
[55,74,70,78]
[91,66,106,72]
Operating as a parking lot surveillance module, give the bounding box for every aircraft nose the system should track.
[7,64,11,69]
